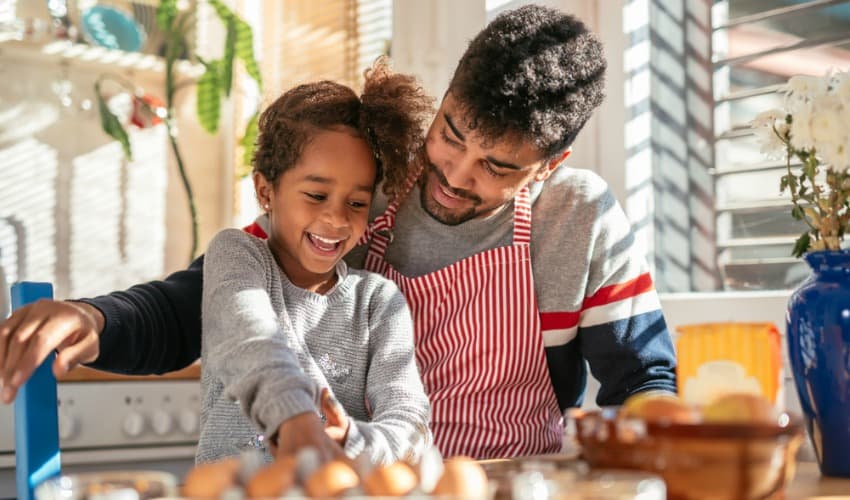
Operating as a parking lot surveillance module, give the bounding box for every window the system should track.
[712,0,850,290]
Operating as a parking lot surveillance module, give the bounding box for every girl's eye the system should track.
[305,192,326,201]
[349,201,368,209]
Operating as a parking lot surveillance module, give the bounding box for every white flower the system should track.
[789,106,814,150]
[753,122,788,159]
[834,73,850,107]
[810,107,844,149]
[819,140,850,171]
[749,108,785,129]
[785,74,828,100]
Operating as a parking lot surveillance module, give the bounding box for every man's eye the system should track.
[440,128,462,147]
[483,162,508,178]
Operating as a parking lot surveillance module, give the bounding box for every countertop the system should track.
[787,461,850,498]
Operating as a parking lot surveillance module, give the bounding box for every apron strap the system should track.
[358,162,425,246]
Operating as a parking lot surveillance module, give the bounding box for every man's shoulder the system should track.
[533,166,614,210]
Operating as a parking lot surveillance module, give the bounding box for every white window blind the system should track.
[712,0,850,290]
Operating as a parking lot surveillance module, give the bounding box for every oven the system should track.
[0,365,201,498]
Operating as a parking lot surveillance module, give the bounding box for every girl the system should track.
[198,59,434,466]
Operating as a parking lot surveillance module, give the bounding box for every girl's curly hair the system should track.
[252,57,434,200]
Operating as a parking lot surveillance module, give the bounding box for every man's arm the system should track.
[577,191,676,405]
[80,256,205,374]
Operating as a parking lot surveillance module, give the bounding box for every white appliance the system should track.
[0,378,201,498]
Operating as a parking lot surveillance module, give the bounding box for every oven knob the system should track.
[122,412,146,437]
[58,413,77,441]
[178,409,199,435]
[151,409,173,436]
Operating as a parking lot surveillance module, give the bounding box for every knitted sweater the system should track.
[197,229,431,464]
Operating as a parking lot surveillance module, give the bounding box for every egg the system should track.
[245,456,296,498]
[702,392,777,424]
[363,462,418,496]
[620,393,700,424]
[181,457,241,497]
[304,460,360,498]
[432,456,489,499]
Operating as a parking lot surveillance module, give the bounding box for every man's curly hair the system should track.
[449,5,606,160]
[253,57,433,200]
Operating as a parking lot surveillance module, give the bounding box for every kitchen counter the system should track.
[787,461,850,498]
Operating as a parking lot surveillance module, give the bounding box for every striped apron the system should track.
[362,175,563,458]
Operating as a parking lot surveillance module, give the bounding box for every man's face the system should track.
[420,93,562,225]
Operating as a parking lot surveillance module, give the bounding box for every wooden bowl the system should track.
[571,409,804,500]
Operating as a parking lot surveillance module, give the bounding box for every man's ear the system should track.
[254,172,272,209]
[534,149,571,182]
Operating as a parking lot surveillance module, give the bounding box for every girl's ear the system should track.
[254,172,272,210]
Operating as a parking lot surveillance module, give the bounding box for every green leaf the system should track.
[207,0,262,87]
[791,205,804,220]
[780,176,789,193]
[221,18,236,96]
[95,90,132,160]
[792,233,811,258]
[234,18,262,86]
[237,110,260,177]
[156,0,178,32]
[197,59,222,134]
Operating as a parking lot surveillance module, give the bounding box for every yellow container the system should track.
[675,322,783,405]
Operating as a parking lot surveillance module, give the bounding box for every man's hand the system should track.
[273,411,349,464]
[320,388,350,445]
[0,299,103,404]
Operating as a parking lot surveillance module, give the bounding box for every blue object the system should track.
[81,5,146,52]
[12,282,61,500]
[787,250,850,478]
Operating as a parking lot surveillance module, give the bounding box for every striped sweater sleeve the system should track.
[534,172,677,408]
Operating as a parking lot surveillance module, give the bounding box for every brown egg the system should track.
[245,456,296,498]
[702,392,777,424]
[363,461,418,496]
[432,456,489,499]
[182,457,241,497]
[620,394,700,424]
[304,460,360,498]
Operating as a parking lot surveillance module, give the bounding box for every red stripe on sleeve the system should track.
[242,222,268,239]
[539,311,580,330]
[582,272,654,310]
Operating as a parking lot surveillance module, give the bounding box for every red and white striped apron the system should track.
[362,174,562,459]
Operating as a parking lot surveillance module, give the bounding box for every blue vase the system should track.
[787,249,850,477]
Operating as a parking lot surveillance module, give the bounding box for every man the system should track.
[0,5,675,459]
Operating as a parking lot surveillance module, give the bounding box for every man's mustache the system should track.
[426,162,482,204]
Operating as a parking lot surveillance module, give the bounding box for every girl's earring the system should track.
[264,203,270,210]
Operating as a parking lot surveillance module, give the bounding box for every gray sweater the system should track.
[198,229,431,464]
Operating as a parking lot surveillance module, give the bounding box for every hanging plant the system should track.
[95,0,263,262]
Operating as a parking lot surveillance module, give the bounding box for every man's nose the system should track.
[443,153,476,189]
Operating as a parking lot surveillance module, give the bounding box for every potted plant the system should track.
[94,0,262,262]
[750,70,850,477]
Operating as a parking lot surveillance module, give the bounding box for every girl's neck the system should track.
[268,241,339,295]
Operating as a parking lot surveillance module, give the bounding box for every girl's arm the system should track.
[341,282,431,464]
[202,229,344,460]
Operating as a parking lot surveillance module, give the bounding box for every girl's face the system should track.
[255,128,377,293]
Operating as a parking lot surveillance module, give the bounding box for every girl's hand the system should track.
[321,387,350,445]
[273,411,347,463]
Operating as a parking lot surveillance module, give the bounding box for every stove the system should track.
[0,367,201,498]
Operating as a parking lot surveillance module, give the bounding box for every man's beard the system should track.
[418,162,484,226]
